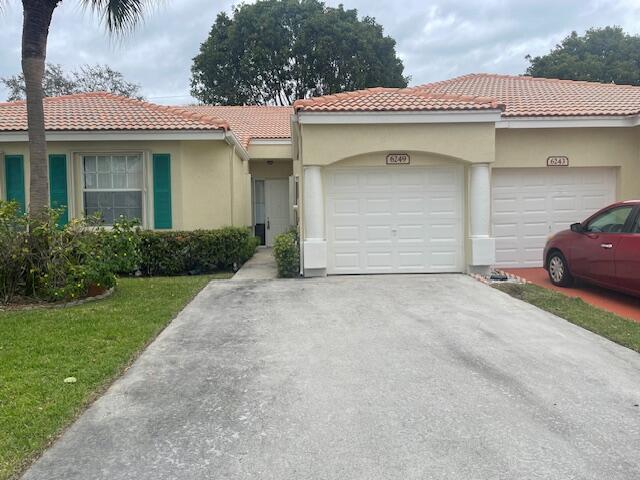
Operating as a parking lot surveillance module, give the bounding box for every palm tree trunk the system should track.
[21,1,58,217]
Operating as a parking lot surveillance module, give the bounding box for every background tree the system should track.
[0,0,155,217]
[1,63,143,101]
[525,26,640,85]
[191,0,409,105]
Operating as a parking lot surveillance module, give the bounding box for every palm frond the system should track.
[81,0,160,33]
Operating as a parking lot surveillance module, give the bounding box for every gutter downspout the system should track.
[291,114,305,276]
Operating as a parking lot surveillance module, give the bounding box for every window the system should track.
[83,154,143,225]
[633,212,640,234]
[254,180,265,224]
[586,206,634,234]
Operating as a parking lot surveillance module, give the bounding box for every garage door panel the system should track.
[326,167,464,274]
[364,172,392,187]
[430,196,457,214]
[365,198,393,214]
[551,195,578,212]
[332,198,359,215]
[396,224,425,241]
[366,225,393,243]
[583,194,609,210]
[366,251,393,268]
[332,172,360,189]
[397,197,425,214]
[492,167,616,268]
[430,249,460,270]
[333,225,360,242]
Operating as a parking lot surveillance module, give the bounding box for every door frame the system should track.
[252,176,291,247]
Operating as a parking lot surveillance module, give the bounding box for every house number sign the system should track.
[386,153,410,165]
[547,156,569,167]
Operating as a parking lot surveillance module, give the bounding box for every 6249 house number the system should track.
[547,156,569,167]
[386,153,410,165]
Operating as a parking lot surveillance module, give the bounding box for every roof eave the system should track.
[296,109,504,125]
[0,129,227,142]
[496,114,640,129]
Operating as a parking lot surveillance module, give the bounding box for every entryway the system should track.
[253,178,290,246]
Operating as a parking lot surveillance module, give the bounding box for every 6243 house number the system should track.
[386,153,410,165]
[547,156,569,167]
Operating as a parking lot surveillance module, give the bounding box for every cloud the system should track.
[1,0,639,104]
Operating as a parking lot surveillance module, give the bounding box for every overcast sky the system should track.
[1,0,639,105]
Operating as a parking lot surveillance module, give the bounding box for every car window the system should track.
[586,206,634,233]
[634,212,640,234]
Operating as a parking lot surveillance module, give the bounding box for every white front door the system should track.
[492,167,617,268]
[265,178,290,246]
[325,166,465,274]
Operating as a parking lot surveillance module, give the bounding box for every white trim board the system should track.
[296,110,503,124]
[496,115,640,129]
[250,138,292,145]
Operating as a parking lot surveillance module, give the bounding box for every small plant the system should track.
[273,229,300,278]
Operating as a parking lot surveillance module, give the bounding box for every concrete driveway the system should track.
[23,275,640,480]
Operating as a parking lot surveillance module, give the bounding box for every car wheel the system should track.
[548,252,573,287]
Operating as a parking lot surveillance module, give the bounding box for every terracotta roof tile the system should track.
[293,87,505,113]
[418,74,640,117]
[0,92,229,132]
[180,105,292,147]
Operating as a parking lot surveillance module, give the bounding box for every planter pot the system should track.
[87,284,107,298]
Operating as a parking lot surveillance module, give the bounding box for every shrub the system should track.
[135,227,259,276]
[273,229,300,278]
[0,202,29,303]
[0,201,140,304]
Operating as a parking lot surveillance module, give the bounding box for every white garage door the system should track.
[492,167,617,268]
[325,166,464,274]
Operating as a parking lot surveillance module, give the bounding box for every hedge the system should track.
[136,227,259,276]
[273,229,300,278]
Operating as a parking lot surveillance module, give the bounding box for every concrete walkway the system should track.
[232,247,278,281]
[22,275,640,480]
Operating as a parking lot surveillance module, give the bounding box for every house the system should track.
[1,74,639,277]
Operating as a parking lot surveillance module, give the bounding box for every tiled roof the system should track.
[181,105,292,147]
[293,87,505,113]
[419,74,640,117]
[0,92,229,132]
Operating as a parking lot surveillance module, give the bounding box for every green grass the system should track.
[495,283,640,354]
[0,273,230,480]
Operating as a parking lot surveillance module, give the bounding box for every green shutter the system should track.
[49,154,68,226]
[153,154,172,229]
[4,155,25,213]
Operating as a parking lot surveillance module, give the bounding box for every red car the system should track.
[543,200,640,297]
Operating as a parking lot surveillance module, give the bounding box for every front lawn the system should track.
[495,283,640,354]
[0,274,230,480]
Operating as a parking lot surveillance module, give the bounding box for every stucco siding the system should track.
[300,123,496,166]
[495,127,640,200]
[179,140,233,229]
[247,143,292,159]
[0,139,251,230]
[249,159,293,179]
[231,147,251,227]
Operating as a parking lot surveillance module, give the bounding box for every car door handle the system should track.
[601,243,613,249]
